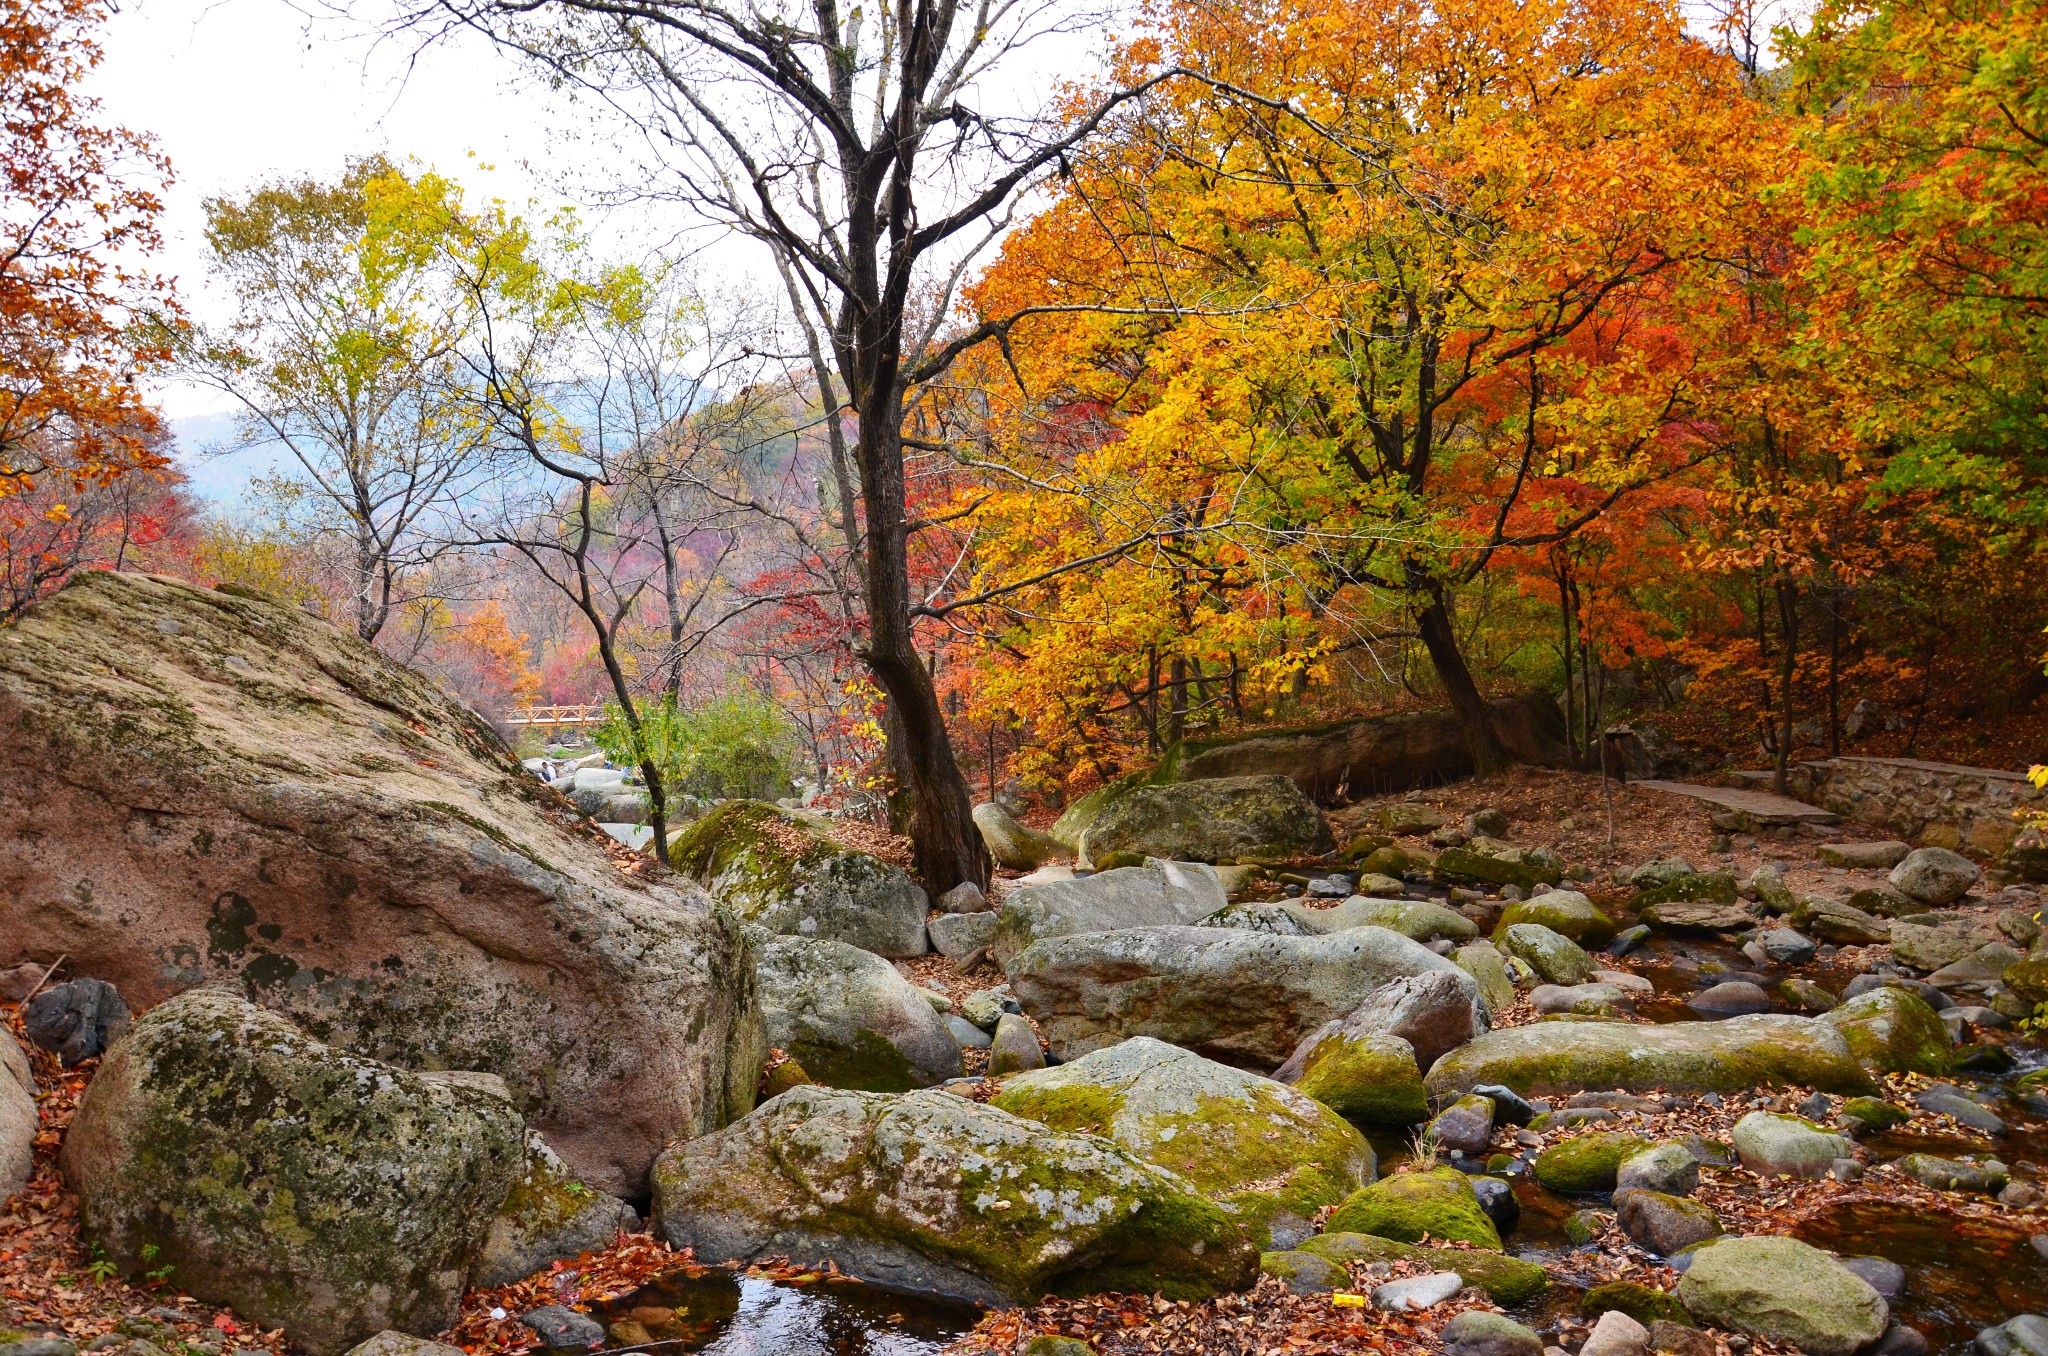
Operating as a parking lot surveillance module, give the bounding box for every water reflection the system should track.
[590,1267,980,1356]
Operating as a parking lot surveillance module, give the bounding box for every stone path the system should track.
[1631,779,1840,825]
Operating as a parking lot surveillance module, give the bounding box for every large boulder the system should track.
[1078,775,1333,866]
[1325,1166,1502,1249]
[2,1031,34,1201]
[61,991,527,1355]
[973,802,1059,871]
[1676,1236,1887,1356]
[1433,840,1563,893]
[990,862,1225,967]
[1273,970,1483,1076]
[1888,847,1981,906]
[1277,1029,1426,1125]
[1495,892,1613,946]
[1009,925,1479,1066]
[1321,897,1478,944]
[648,1084,1259,1305]
[669,800,929,957]
[1888,922,1981,974]
[0,572,759,1195]
[1426,1015,1878,1100]
[753,934,961,1091]
[1819,987,1953,1076]
[473,1129,639,1288]
[1496,923,1598,985]
[990,1037,1375,1248]
[1162,695,1570,801]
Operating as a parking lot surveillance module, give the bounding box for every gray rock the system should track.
[986,1013,1044,1075]
[649,1084,1259,1304]
[1531,983,1629,1016]
[1497,923,1598,985]
[1890,922,1984,974]
[1606,924,1652,956]
[675,801,930,957]
[1890,848,1982,905]
[1456,942,1519,1011]
[342,1337,468,1356]
[1838,1257,1905,1299]
[1372,1271,1466,1312]
[937,881,991,914]
[1615,1189,1722,1256]
[973,802,1060,871]
[1079,775,1333,866]
[1428,1016,1876,1100]
[961,988,1010,1030]
[1749,865,1798,914]
[1616,1142,1701,1196]
[947,1015,993,1049]
[2,1029,34,1201]
[928,911,999,964]
[1203,901,1323,936]
[473,1131,639,1288]
[1689,981,1775,1016]
[1978,1317,2048,1356]
[521,1306,605,1349]
[61,990,527,1355]
[1428,1094,1496,1155]
[1677,1236,1888,1356]
[1442,1310,1543,1356]
[991,1037,1375,1248]
[1894,1153,2008,1194]
[754,934,962,1091]
[1917,1088,2006,1135]
[1307,896,1478,943]
[1819,841,1912,870]
[1758,929,1818,964]
[1732,1111,1854,1179]
[1794,896,1892,945]
[991,862,1226,966]
[1274,969,1484,1075]
[1926,943,2025,988]
[1844,973,1952,1008]
[1010,924,1477,1066]
[1580,1309,1649,1356]
[23,979,129,1067]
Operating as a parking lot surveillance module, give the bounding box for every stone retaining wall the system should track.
[1782,755,2042,857]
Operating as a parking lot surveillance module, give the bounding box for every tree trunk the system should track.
[1772,576,1800,796]
[1413,573,1510,774]
[855,417,990,892]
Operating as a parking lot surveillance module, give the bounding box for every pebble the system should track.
[1370,1270,1465,1312]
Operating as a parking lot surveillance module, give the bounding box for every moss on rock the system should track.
[1584,1281,1693,1327]
[1294,1231,1546,1304]
[1819,987,1953,1076]
[1534,1133,1654,1193]
[1289,1030,1428,1126]
[1324,1167,1501,1249]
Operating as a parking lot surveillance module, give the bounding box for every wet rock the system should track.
[1838,1256,1906,1299]
[23,980,129,1067]
[1496,892,1614,946]
[1677,1236,1887,1356]
[991,1037,1375,1248]
[1642,900,1755,932]
[1010,924,1476,1066]
[1372,1271,1466,1313]
[1819,986,1952,1076]
[1757,929,1817,965]
[62,991,527,1355]
[1426,1015,1877,1100]
[1819,841,1912,870]
[1428,1094,1496,1154]
[1259,1249,1343,1295]
[1894,1153,2009,1194]
[1731,1111,1853,1179]
[1497,924,1598,985]
[928,911,999,964]
[973,802,1060,871]
[1442,1310,1544,1356]
[1976,1315,2048,1356]
[1780,977,1840,1012]
[991,862,1226,966]
[1889,848,1982,906]
[1079,775,1333,866]
[1615,1189,1722,1256]
[649,1084,1258,1304]
[1326,1165,1501,1248]
[1535,1132,1652,1193]
[754,934,961,1091]
[1688,981,1774,1016]
[986,1013,1045,1076]
[522,1307,605,1349]
[1872,1325,1930,1356]
[1580,1309,1650,1356]
[1616,1142,1701,1196]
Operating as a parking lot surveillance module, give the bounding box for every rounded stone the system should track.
[1325,1165,1502,1249]
[1535,1132,1654,1193]
[1676,1236,1887,1356]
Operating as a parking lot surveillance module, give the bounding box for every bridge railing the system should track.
[505,704,607,726]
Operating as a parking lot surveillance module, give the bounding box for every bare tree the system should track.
[404,0,1182,888]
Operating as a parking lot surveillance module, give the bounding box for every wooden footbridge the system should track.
[504,704,606,727]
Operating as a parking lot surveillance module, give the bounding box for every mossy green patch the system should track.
[1324,1167,1501,1249]
[1295,1232,1546,1304]
[1292,1032,1427,1125]
[1535,1133,1653,1193]
[1584,1281,1693,1327]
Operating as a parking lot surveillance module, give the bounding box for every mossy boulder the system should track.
[1078,775,1334,866]
[1584,1281,1693,1328]
[1359,846,1411,877]
[1730,1111,1852,1179]
[1297,1232,1548,1305]
[1818,987,1952,1076]
[1426,1015,1879,1101]
[1496,892,1615,947]
[1534,1132,1654,1193]
[649,1084,1259,1305]
[1676,1236,1888,1356]
[1283,1030,1428,1126]
[1632,871,1738,909]
[1324,1166,1502,1249]
[474,1129,639,1287]
[1496,924,1598,985]
[972,802,1059,871]
[61,991,527,1355]
[0,571,761,1197]
[992,1037,1375,1248]
[1837,1097,1907,1135]
[753,934,961,1091]
[671,801,929,957]
[1332,897,1478,943]
[2002,955,2048,1006]
[1260,1250,1344,1295]
[1455,943,1518,1013]
[1433,842,1563,892]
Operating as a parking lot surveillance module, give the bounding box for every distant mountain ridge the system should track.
[169,411,288,505]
